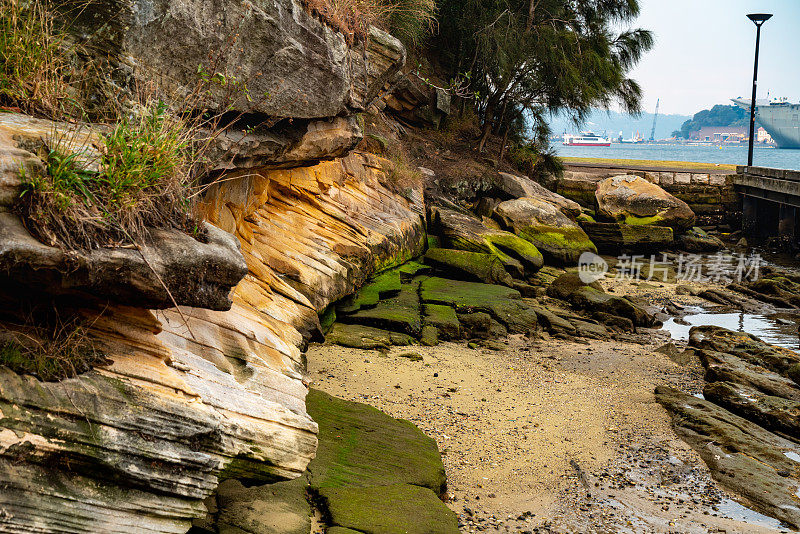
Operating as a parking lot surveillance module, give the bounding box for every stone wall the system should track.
[553,166,740,226]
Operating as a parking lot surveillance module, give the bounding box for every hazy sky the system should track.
[626,0,800,116]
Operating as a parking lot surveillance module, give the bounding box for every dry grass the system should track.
[302,0,436,45]
[17,102,204,249]
[0,308,107,381]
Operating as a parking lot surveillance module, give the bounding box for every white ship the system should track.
[732,97,800,149]
[562,132,611,147]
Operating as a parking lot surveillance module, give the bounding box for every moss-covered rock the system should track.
[420,277,537,335]
[306,389,447,494]
[326,323,410,350]
[492,197,597,266]
[337,270,402,314]
[580,221,673,254]
[339,283,422,336]
[420,326,439,346]
[547,273,655,327]
[679,227,725,252]
[429,207,543,277]
[212,478,311,534]
[423,304,461,340]
[316,484,459,534]
[424,248,512,286]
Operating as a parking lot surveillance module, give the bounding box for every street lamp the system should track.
[746,13,772,167]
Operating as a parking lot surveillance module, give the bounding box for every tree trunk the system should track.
[477,101,495,152]
[498,124,511,164]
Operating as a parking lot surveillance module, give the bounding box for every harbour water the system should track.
[554,142,800,170]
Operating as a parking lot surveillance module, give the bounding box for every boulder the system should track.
[423,304,462,340]
[580,221,673,253]
[493,173,581,217]
[595,175,695,230]
[429,207,543,277]
[212,478,311,534]
[679,227,725,252]
[66,2,405,118]
[424,248,513,286]
[547,273,655,327]
[492,197,597,265]
[325,323,413,350]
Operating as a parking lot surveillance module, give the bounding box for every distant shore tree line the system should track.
[670,104,748,139]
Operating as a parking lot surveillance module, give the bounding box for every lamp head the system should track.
[747,13,773,25]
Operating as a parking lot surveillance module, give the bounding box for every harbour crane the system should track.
[648,98,660,141]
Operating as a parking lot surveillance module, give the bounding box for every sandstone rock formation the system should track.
[492,197,596,265]
[493,172,581,217]
[1,126,424,532]
[66,1,405,119]
[595,175,696,230]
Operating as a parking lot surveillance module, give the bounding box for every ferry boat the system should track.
[732,97,800,149]
[562,132,611,147]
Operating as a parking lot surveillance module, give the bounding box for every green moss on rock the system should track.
[316,484,459,534]
[306,389,447,493]
[339,283,422,336]
[425,248,512,286]
[337,270,402,314]
[420,325,439,346]
[423,304,461,340]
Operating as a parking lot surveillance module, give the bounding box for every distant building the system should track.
[689,126,747,143]
[756,126,775,144]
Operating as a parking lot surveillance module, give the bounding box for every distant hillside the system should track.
[673,105,748,139]
[545,109,691,141]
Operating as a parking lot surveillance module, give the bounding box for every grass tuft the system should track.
[18,102,204,249]
[301,0,436,45]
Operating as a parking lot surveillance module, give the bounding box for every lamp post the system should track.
[746,13,772,167]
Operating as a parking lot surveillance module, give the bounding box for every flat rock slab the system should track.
[690,325,800,375]
[337,270,403,314]
[339,282,422,336]
[325,323,413,350]
[419,277,537,334]
[213,478,311,534]
[581,221,674,254]
[317,484,459,534]
[306,389,447,494]
[656,386,800,529]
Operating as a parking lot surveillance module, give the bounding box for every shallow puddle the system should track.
[661,306,800,350]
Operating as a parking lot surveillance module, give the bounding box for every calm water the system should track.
[554,143,800,171]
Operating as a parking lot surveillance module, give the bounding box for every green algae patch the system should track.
[424,248,512,286]
[319,305,337,335]
[398,261,432,280]
[483,233,543,272]
[337,270,402,314]
[622,214,664,226]
[576,213,596,224]
[325,323,393,350]
[305,389,447,493]
[515,225,597,266]
[423,304,461,340]
[316,484,459,534]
